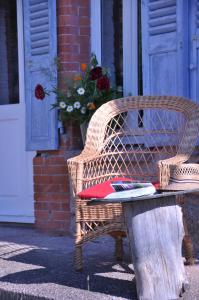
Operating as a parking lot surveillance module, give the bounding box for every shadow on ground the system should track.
[0,249,136,299]
[0,227,137,299]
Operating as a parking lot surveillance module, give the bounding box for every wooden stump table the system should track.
[90,189,198,300]
[123,191,188,300]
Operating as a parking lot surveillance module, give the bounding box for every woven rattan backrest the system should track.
[79,96,199,189]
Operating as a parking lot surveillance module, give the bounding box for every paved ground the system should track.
[0,226,198,300]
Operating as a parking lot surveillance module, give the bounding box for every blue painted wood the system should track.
[188,0,199,146]
[24,0,58,150]
[142,0,189,97]
[189,0,199,105]
[141,0,189,146]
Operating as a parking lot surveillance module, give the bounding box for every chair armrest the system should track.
[67,151,100,195]
[157,155,189,189]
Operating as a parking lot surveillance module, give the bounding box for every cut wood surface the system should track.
[124,195,188,300]
[88,188,199,204]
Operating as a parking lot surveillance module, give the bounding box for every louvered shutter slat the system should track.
[149,16,176,27]
[31,47,49,56]
[30,0,48,6]
[149,6,176,18]
[149,0,176,11]
[30,11,49,19]
[31,40,49,49]
[31,32,49,41]
[149,24,176,35]
[30,18,49,27]
[30,3,48,12]
[30,25,49,34]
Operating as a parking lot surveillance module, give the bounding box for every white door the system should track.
[0,0,34,223]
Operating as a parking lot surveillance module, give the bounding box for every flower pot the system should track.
[80,121,88,145]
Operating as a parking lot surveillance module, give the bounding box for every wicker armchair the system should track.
[67,96,199,270]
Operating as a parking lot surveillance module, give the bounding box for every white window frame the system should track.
[17,0,25,104]
[90,0,138,96]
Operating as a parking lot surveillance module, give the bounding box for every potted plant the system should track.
[51,54,122,143]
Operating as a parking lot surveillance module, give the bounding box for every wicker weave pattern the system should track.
[170,164,199,179]
[67,96,199,270]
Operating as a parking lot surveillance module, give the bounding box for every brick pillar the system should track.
[34,0,91,235]
[58,0,90,77]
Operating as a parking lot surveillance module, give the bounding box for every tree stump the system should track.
[123,195,189,300]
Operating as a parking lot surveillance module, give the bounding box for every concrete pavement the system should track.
[0,226,198,300]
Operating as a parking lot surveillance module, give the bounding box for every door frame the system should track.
[90,0,138,96]
[17,0,25,104]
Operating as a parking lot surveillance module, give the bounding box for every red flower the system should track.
[97,76,110,91]
[89,67,103,80]
[35,84,45,100]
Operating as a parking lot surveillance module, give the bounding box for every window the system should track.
[101,0,123,88]
[91,0,138,96]
[0,0,19,104]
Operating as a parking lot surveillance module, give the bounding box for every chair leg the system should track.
[177,195,195,265]
[75,244,83,271]
[115,236,123,261]
[183,216,195,265]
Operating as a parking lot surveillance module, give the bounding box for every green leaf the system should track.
[91,53,98,67]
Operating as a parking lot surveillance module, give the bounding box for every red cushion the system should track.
[78,177,160,199]
[78,177,132,199]
[153,182,160,190]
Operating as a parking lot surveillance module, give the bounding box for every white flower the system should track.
[59,101,66,109]
[77,87,85,95]
[74,101,81,109]
[81,106,86,114]
[66,105,73,112]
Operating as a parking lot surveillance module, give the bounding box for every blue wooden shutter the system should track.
[23,0,58,150]
[142,0,188,96]
[141,0,188,146]
[189,0,199,104]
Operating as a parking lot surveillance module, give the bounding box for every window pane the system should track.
[101,0,123,89]
[0,0,19,105]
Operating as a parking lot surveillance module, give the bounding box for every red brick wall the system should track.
[34,0,91,235]
[58,0,90,77]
